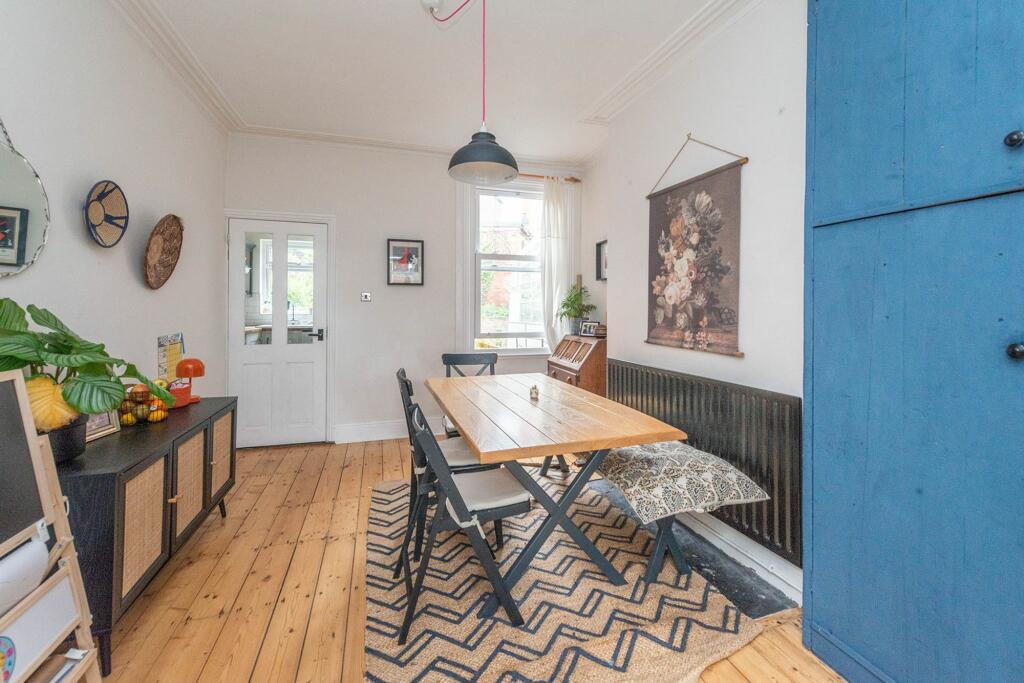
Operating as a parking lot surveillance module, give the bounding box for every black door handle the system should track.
[1004,130,1024,148]
[307,328,325,341]
[1007,343,1024,359]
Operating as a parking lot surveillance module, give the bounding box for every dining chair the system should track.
[398,403,531,644]
[439,352,498,437]
[394,369,504,579]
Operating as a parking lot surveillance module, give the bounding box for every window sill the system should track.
[491,349,551,359]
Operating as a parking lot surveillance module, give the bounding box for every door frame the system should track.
[223,209,338,444]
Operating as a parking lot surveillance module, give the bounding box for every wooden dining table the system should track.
[424,371,686,616]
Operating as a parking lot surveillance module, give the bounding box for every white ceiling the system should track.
[119,0,747,165]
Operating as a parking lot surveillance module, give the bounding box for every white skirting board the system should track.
[676,510,803,604]
[332,415,442,444]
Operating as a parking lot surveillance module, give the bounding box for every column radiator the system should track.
[607,359,802,566]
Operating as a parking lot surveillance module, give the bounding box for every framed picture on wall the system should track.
[595,240,607,281]
[387,238,424,285]
[0,206,30,266]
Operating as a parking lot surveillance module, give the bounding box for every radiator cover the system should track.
[607,359,802,567]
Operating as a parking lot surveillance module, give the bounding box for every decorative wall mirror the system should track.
[0,117,50,278]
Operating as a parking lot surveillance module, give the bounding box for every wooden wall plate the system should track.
[84,181,129,247]
[144,214,183,289]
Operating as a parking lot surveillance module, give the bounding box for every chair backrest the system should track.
[409,403,475,524]
[396,368,425,470]
[442,352,498,378]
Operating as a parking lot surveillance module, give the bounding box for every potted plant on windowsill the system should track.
[557,283,597,336]
[0,298,175,463]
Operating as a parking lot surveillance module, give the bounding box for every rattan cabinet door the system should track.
[208,408,235,504]
[116,451,169,615]
[171,428,208,550]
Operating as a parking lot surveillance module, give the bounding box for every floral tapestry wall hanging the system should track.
[647,158,743,356]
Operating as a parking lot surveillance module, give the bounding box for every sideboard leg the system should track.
[218,499,227,518]
[98,632,112,676]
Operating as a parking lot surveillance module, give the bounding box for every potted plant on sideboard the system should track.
[557,283,597,336]
[0,298,175,463]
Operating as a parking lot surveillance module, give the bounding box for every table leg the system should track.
[479,449,625,617]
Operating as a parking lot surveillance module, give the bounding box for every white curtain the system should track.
[542,177,580,351]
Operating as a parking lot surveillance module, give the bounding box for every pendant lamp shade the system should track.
[449,130,518,184]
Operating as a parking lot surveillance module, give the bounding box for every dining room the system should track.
[2,1,1022,682]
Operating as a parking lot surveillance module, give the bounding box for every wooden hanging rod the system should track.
[518,172,581,183]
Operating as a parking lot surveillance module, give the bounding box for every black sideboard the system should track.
[57,397,237,676]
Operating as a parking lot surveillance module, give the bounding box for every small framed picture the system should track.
[580,321,600,337]
[86,410,121,442]
[0,206,30,266]
[595,240,607,281]
[387,238,424,286]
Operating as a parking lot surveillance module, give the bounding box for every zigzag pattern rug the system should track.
[365,476,761,682]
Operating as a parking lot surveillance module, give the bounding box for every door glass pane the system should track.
[287,235,315,344]
[243,232,272,345]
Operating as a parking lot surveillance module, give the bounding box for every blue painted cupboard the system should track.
[805,2,1024,681]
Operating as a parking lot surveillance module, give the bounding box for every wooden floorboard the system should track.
[108,441,841,682]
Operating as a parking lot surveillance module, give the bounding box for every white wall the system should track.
[581,145,610,321]
[225,134,548,441]
[581,0,806,397]
[0,2,229,392]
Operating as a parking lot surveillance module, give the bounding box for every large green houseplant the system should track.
[557,283,597,334]
[0,297,174,459]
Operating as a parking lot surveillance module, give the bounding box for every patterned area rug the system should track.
[364,476,761,682]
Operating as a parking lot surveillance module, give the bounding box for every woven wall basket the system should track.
[144,214,183,289]
[84,180,129,247]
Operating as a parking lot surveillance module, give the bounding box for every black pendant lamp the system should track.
[435,0,518,184]
[449,127,518,184]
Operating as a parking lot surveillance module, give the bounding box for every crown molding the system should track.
[578,0,756,126]
[108,0,244,130]
[112,0,723,170]
[231,128,583,176]
[234,125,453,158]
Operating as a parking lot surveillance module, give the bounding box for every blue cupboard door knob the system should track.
[1004,130,1024,148]
[1007,343,1024,359]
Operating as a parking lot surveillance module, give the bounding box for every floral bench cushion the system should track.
[599,441,768,525]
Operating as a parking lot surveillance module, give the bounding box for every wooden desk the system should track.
[424,372,685,464]
[425,372,685,616]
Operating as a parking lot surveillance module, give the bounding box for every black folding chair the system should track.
[440,352,497,437]
[398,404,530,644]
[442,352,498,377]
[393,369,502,579]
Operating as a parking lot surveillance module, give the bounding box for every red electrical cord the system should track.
[431,0,486,125]
[430,0,474,23]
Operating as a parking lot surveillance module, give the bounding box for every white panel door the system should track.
[228,218,328,447]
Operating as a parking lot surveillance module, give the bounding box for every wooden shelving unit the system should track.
[0,371,101,683]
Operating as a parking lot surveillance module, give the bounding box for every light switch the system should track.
[360,292,371,302]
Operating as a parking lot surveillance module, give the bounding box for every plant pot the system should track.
[48,413,88,464]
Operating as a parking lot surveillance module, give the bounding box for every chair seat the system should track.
[599,441,768,525]
[439,437,479,468]
[451,468,531,513]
